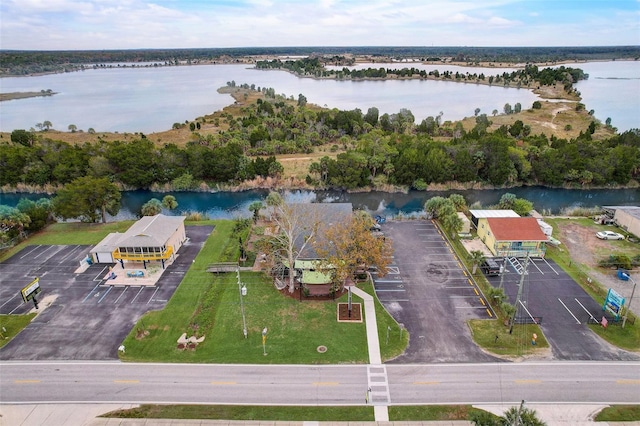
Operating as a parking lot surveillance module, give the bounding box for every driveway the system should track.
[375,220,499,363]
[0,225,213,360]
[486,256,640,361]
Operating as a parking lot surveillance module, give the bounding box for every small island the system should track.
[0,89,56,102]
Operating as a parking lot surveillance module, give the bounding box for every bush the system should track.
[599,254,632,270]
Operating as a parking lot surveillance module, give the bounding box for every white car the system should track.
[596,231,625,240]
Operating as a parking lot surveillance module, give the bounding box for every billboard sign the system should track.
[603,288,625,320]
[20,278,41,303]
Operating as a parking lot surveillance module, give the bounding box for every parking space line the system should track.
[1,294,19,309]
[97,286,113,303]
[9,302,25,314]
[538,257,560,275]
[375,279,402,283]
[148,287,160,304]
[19,246,39,259]
[558,298,581,324]
[529,261,544,274]
[93,266,111,282]
[131,286,145,303]
[375,289,405,292]
[114,286,129,304]
[574,298,597,323]
[83,283,102,303]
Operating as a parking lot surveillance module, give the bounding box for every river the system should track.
[1,187,638,220]
[1,61,637,133]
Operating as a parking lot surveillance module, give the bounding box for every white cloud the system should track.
[0,0,637,49]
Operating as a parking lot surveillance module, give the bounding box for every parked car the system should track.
[596,230,625,240]
[480,259,502,276]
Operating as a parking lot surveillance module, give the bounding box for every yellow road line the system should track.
[313,382,339,386]
[616,379,640,385]
[413,381,440,385]
[211,381,237,385]
[114,380,139,384]
[14,380,40,384]
[515,380,541,384]
[486,308,493,317]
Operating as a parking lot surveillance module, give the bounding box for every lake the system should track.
[1,187,638,220]
[1,61,637,134]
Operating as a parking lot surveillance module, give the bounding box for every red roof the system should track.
[486,217,548,241]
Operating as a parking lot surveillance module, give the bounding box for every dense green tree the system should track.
[10,129,35,147]
[161,195,178,210]
[53,176,121,223]
[16,198,53,232]
[141,198,163,216]
[0,204,31,240]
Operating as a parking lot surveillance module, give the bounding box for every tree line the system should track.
[3,85,639,191]
[256,58,587,93]
[1,135,283,189]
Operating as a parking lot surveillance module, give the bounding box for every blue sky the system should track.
[1,0,639,50]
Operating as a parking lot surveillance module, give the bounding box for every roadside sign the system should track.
[603,288,625,320]
[20,278,41,303]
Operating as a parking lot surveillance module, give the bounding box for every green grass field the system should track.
[119,220,408,364]
[103,403,494,421]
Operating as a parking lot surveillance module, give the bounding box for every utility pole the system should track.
[509,256,529,334]
[236,268,247,338]
[622,273,636,328]
[499,257,508,291]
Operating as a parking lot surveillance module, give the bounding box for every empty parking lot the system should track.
[487,256,640,361]
[375,220,499,363]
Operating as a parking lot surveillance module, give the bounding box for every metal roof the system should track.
[116,214,186,248]
[470,209,520,218]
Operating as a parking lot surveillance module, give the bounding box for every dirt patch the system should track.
[554,220,639,317]
[556,222,611,267]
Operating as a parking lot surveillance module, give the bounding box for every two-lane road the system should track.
[1,361,638,405]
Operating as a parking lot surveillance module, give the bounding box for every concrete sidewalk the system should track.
[3,403,640,426]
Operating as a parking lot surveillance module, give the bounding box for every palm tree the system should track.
[248,201,263,223]
[469,250,485,274]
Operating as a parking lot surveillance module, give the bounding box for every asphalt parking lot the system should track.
[486,257,640,361]
[374,220,500,363]
[0,226,213,360]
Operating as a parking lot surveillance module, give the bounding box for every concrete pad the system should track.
[0,404,138,426]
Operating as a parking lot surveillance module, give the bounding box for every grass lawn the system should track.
[390,405,497,422]
[595,405,640,422]
[468,319,548,357]
[104,405,374,421]
[104,403,493,421]
[120,220,407,364]
[0,313,36,349]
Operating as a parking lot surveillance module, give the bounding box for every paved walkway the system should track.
[351,286,388,422]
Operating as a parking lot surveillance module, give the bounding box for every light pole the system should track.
[237,268,248,338]
[622,272,636,328]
